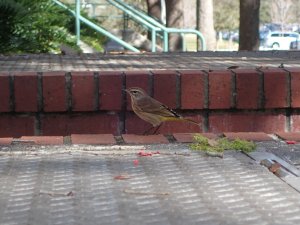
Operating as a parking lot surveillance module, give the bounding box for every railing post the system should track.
[163,31,168,52]
[151,30,156,52]
[75,0,81,45]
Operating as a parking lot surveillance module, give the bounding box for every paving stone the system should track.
[71,134,116,145]
[122,134,169,144]
[0,145,299,225]
[224,132,273,141]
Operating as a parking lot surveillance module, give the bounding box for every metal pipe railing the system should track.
[109,0,206,51]
[53,0,140,52]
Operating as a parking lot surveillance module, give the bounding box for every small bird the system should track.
[125,87,199,134]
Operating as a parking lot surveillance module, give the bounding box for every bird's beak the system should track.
[124,89,130,94]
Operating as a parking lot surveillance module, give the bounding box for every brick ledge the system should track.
[1,132,300,146]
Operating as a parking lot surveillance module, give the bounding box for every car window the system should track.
[283,33,298,38]
[271,33,279,37]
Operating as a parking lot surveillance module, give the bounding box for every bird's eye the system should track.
[132,91,137,94]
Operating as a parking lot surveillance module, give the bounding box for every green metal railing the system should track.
[53,0,140,52]
[53,0,206,52]
[108,0,206,51]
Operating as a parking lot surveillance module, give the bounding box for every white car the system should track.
[265,31,299,50]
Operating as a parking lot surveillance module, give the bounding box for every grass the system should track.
[190,134,256,156]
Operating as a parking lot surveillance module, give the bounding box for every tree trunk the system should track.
[198,0,216,50]
[146,0,161,41]
[165,0,183,51]
[146,0,161,19]
[239,0,260,50]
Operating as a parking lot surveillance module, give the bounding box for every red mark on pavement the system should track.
[286,140,297,145]
[133,159,139,166]
[138,151,160,157]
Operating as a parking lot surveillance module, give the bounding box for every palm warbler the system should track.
[125,87,199,133]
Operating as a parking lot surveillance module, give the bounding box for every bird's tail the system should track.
[163,116,200,126]
[181,117,201,126]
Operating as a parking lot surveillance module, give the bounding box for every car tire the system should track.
[272,43,280,49]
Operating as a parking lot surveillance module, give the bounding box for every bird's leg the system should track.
[152,124,161,135]
[143,126,155,135]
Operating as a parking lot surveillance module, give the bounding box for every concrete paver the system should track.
[0,144,300,225]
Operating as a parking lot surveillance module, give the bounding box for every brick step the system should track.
[1,132,300,145]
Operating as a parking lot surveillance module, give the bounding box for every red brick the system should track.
[126,112,202,134]
[173,133,218,143]
[41,113,119,136]
[72,72,95,111]
[263,68,289,108]
[209,112,286,133]
[125,71,149,111]
[122,134,169,144]
[180,70,206,109]
[126,112,151,134]
[276,132,300,141]
[14,72,38,112]
[157,114,203,134]
[223,132,272,141]
[235,69,260,109]
[291,114,300,132]
[0,137,13,145]
[153,70,177,109]
[0,115,35,137]
[289,69,300,108]
[20,136,64,145]
[43,72,66,112]
[209,71,232,109]
[71,134,116,145]
[99,71,122,110]
[0,73,10,112]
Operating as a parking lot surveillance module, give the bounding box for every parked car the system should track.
[265,31,300,50]
[290,40,300,50]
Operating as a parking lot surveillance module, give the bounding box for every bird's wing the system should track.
[135,96,180,118]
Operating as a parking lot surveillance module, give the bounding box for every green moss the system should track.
[190,134,256,154]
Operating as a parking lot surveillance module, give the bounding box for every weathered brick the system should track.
[0,73,10,112]
[157,114,203,134]
[14,72,38,112]
[125,71,149,111]
[125,112,151,134]
[209,71,232,109]
[224,132,273,141]
[126,112,202,134]
[180,70,206,109]
[71,134,116,145]
[0,138,13,145]
[0,115,35,137]
[122,134,169,144]
[173,133,218,143]
[291,114,300,132]
[153,70,177,109]
[20,136,64,145]
[263,68,289,108]
[209,112,286,133]
[99,71,123,110]
[43,72,66,112]
[235,69,261,109]
[288,68,300,108]
[276,132,300,141]
[72,72,95,111]
[41,113,119,136]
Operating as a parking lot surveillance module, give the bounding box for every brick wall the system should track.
[0,68,299,137]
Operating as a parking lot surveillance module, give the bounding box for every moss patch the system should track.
[190,134,256,155]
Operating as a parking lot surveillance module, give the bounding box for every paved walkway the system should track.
[1,51,300,72]
[0,142,300,225]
